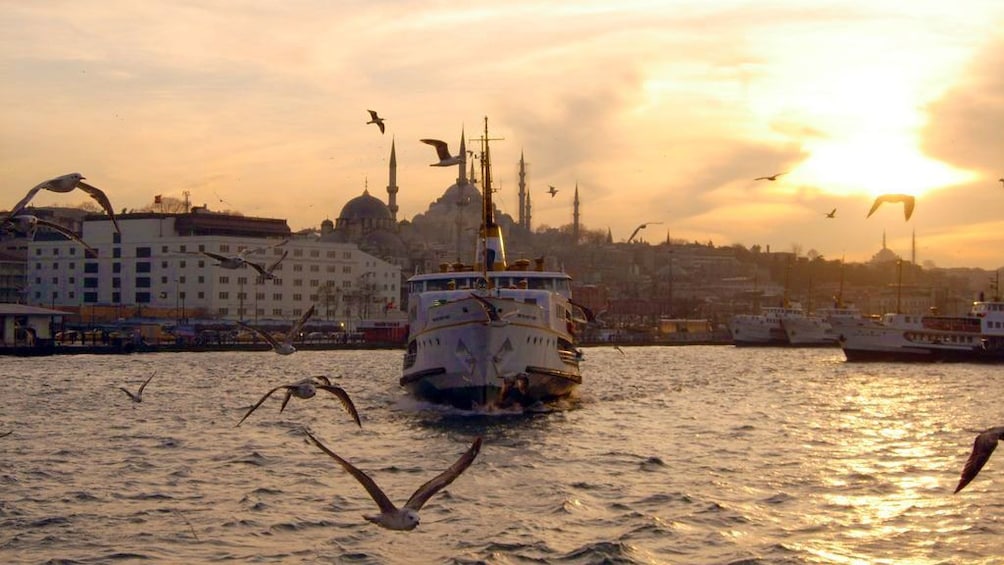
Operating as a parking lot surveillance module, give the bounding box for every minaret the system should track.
[911,228,916,264]
[525,186,532,230]
[457,127,467,186]
[386,138,398,221]
[572,182,580,243]
[518,151,527,229]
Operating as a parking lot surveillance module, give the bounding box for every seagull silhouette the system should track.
[547,185,558,197]
[6,173,121,233]
[237,376,360,427]
[247,249,288,281]
[3,214,96,253]
[366,110,385,134]
[420,139,465,167]
[237,304,315,355]
[754,172,786,181]
[303,430,482,531]
[955,426,1004,493]
[119,373,155,403]
[998,177,1003,188]
[824,208,836,219]
[470,293,517,326]
[199,240,289,270]
[866,193,915,221]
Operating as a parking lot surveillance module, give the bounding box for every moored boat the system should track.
[836,299,1004,362]
[399,118,586,409]
[728,303,809,346]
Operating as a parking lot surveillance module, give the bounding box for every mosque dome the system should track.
[338,190,392,221]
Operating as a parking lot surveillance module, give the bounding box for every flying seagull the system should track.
[237,376,361,427]
[470,293,516,326]
[6,173,121,234]
[237,304,315,355]
[199,240,289,270]
[303,430,482,531]
[547,185,558,197]
[998,178,1003,188]
[754,172,786,181]
[247,249,288,281]
[366,110,386,134]
[955,426,1004,493]
[3,214,97,253]
[119,373,155,403]
[866,193,915,221]
[824,208,836,219]
[420,139,465,167]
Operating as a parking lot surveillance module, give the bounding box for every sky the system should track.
[2,1,1003,269]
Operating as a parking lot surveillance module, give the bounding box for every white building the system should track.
[25,210,401,326]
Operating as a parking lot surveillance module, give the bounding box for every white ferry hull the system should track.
[402,292,583,409]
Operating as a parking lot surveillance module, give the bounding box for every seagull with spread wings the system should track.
[6,173,121,234]
[366,110,386,134]
[955,426,1004,493]
[3,214,96,253]
[420,139,465,167]
[119,373,155,403]
[754,172,786,181]
[303,430,482,531]
[867,193,915,221]
[237,376,360,427]
[237,304,315,355]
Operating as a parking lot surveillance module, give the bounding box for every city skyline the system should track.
[2,2,1003,268]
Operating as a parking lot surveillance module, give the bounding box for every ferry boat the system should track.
[782,304,861,346]
[728,302,809,346]
[400,118,586,409]
[835,299,1004,362]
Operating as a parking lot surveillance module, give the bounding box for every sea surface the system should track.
[1,346,1002,564]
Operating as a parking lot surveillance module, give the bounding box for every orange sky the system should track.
[2,1,1003,268]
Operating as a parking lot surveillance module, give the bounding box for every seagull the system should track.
[866,193,915,221]
[0,430,12,438]
[2,214,97,253]
[420,139,465,167]
[754,172,786,181]
[236,376,361,427]
[955,426,1004,493]
[237,304,315,355]
[824,208,836,219]
[614,345,625,355]
[247,249,288,280]
[547,185,558,197]
[200,240,289,270]
[6,173,121,234]
[470,294,516,325]
[119,373,155,403]
[366,110,385,134]
[303,430,482,531]
[998,178,1003,188]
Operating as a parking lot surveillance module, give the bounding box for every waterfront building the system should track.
[25,208,400,327]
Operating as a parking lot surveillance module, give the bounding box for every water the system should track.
[1,346,1002,564]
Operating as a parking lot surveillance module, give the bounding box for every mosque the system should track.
[319,132,554,270]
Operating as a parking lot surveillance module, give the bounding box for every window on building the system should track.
[68,291,75,299]
[162,246,169,253]
[70,248,76,256]
[343,251,352,259]
[161,261,168,269]
[136,277,151,288]
[256,292,265,300]
[69,262,75,269]
[113,232,121,244]
[272,308,283,316]
[198,291,205,299]
[272,293,282,300]
[310,280,319,287]
[220,276,229,284]
[34,262,41,270]
[343,266,352,274]
[161,276,168,284]
[293,264,303,272]
[198,275,205,283]
[52,263,59,270]
[309,265,319,272]
[112,292,121,302]
[218,307,228,315]
[84,292,97,303]
[179,276,186,284]
[327,250,337,258]
[136,247,151,258]
[237,277,247,285]
[35,248,41,256]
[219,244,229,252]
[293,249,303,257]
[51,277,57,284]
[180,245,187,253]
[326,265,336,273]
[53,248,59,256]
[112,277,121,288]
[113,263,121,273]
[113,247,121,258]
[293,293,302,301]
[309,249,319,258]
[136,292,151,303]
[219,291,229,299]
[84,278,98,288]
[136,262,151,273]
[293,279,303,287]
[180,260,186,268]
